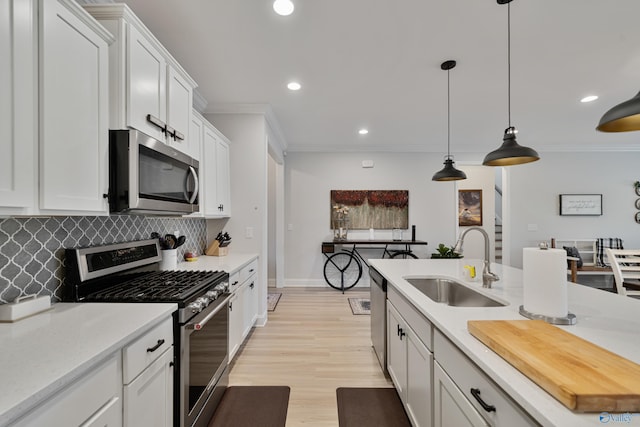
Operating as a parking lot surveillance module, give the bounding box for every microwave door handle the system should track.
[184,166,199,204]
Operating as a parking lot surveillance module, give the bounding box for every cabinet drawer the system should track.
[239,259,258,284]
[13,353,121,427]
[229,271,240,293]
[434,330,537,426]
[123,317,173,384]
[388,286,433,351]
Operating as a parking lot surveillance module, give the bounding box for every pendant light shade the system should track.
[597,90,640,132]
[483,127,540,166]
[433,156,468,181]
[432,60,466,182]
[483,0,539,167]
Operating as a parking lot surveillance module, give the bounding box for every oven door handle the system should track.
[187,295,230,330]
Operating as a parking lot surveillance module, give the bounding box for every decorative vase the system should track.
[333,215,349,241]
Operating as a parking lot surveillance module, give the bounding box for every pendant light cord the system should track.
[447,68,451,157]
[507,2,511,129]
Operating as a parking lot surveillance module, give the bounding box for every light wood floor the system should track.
[228,287,392,426]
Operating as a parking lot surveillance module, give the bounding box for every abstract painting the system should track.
[330,190,409,229]
[458,189,483,226]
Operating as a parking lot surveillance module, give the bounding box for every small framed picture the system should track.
[559,194,602,216]
[458,189,483,226]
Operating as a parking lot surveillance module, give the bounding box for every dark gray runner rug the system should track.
[336,387,411,427]
[208,386,290,427]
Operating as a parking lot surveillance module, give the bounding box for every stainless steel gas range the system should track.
[64,239,229,427]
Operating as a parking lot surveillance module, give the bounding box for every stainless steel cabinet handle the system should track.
[187,296,230,330]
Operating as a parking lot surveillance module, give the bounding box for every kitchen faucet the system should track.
[453,226,499,288]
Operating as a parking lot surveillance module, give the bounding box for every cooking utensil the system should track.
[175,235,186,248]
[164,234,177,249]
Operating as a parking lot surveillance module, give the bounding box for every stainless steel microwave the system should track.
[109,129,199,215]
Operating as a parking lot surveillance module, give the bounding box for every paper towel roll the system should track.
[523,248,568,318]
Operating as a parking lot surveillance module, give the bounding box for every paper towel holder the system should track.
[518,305,577,325]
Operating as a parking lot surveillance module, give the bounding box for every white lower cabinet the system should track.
[122,316,174,427]
[228,289,244,360]
[387,297,433,427]
[228,257,260,362]
[433,330,537,427]
[13,353,122,427]
[123,348,173,427]
[434,362,488,427]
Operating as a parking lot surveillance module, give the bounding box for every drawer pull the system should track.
[470,388,496,413]
[146,339,165,353]
[250,282,255,289]
[249,268,255,273]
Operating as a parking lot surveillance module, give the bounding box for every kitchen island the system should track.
[369,258,640,427]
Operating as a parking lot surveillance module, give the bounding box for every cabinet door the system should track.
[228,291,244,361]
[166,66,193,155]
[127,24,166,141]
[124,347,173,427]
[434,362,488,427]
[242,277,257,337]
[215,139,231,216]
[202,125,218,217]
[0,0,36,210]
[81,397,121,427]
[39,0,109,213]
[406,329,433,427]
[387,302,407,400]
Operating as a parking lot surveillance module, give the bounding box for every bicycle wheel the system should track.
[323,252,363,291]
[390,251,418,259]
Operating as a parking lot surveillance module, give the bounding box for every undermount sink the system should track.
[405,277,507,307]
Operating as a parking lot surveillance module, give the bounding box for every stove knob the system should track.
[215,282,228,292]
[197,296,210,307]
[188,300,203,313]
[206,290,219,300]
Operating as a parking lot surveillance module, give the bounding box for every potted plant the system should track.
[430,243,463,259]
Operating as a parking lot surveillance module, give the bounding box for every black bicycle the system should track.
[323,244,417,292]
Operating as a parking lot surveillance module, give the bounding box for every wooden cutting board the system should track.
[467,319,640,412]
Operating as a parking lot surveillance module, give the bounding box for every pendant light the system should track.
[597,91,640,132]
[483,0,539,167]
[432,60,467,181]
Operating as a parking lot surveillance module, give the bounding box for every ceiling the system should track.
[118,0,640,154]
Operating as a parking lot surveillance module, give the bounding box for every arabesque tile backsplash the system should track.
[0,216,206,304]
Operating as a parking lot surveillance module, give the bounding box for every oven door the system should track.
[181,295,229,427]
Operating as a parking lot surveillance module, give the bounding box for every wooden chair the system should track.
[604,248,640,298]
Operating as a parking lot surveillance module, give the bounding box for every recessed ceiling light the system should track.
[581,95,598,103]
[273,0,294,16]
[358,129,369,135]
[287,82,301,91]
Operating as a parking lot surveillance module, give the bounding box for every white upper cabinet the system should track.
[215,138,231,216]
[127,24,166,141]
[201,120,231,218]
[0,0,36,213]
[84,4,198,156]
[166,66,194,156]
[39,0,112,214]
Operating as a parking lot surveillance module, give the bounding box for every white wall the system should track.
[284,152,459,286]
[205,113,268,322]
[508,151,640,268]
[267,154,276,286]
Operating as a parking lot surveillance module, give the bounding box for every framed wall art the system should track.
[330,190,408,229]
[458,189,482,226]
[559,194,602,216]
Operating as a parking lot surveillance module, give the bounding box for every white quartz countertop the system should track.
[0,302,176,426]
[175,253,258,274]
[368,258,640,427]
